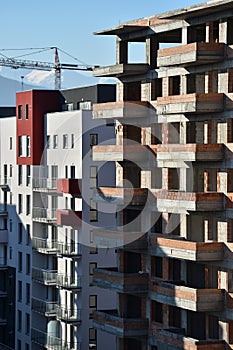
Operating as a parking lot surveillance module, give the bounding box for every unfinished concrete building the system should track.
[91,0,233,349]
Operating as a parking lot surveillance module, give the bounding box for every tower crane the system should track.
[0,47,96,90]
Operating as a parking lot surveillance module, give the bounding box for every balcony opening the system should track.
[187,73,205,94]
[151,300,163,323]
[123,162,141,188]
[127,339,142,350]
[169,76,180,96]
[169,258,181,281]
[229,321,233,344]
[187,310,206,340]
[228,68,233,93]
[169,306,181,328]
[187,215,204,242]
[124,81,141,101]
[122,208,141,232]
[125,125,141,143]
[167,213,180,236]
[151,123,162,145]
[186,121,196,143]
[123,295,142,318]
[158,28,182,48]
[124,251,141,273]
[168,169,180,191]
[151,256,163,278]
[187,74,196,94]
[187,261,205,288]
[187,24,206,43]
[227,18,233,45]
[151,212,162,233]
[213,21,219,43]
[151,168,162,190]
[228,219,233,243]
[128,41,146,64]
[151,78,162,100]
[168,122,180,144]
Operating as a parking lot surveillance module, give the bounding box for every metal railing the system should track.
[31,328,81,350]
[0,177,11,187]
[32,268,57,284]
[32,178,57,190]
[32,208,57,222]
[32,238,82,256]
[32,298,57,316]
[32,238,58,252]
[56,242,81,256]
[56,306,82,323]
[56,274,82,290]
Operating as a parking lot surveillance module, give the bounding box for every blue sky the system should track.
[0,0,201,88]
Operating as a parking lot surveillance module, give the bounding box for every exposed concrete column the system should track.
[218,69,228,93]
[219,18,228,43]
[117,81,123,102]
[116,38,128,64]
[195,122,204,143]
[141,170,151,189]
[218,220,228,241]
[182,26,188,45]
[162,77,169,97]
[141,81,150,101]
[181,310,187,333]
[180,121,186,144]
[195,74,205,93]
[180,75,187,95]
[218,170,227,193]
[180,168,186,191]
[206,22,214,43]
[180,213,187,239]
[146,35,158,69]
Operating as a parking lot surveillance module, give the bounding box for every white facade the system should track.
[0,108,117,350]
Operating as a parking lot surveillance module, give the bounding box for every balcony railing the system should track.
[32,298,57,317]
[56,274,82,290]
[32,238,82,257]
[0,177,11,188]
[56,306,82,324]
[32,268,57,285]
[56,242,82,257]
[33,207,57,223]
[32,178,57,191]
[31,328,81,350]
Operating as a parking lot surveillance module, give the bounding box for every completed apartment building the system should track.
[0,84,117,350]
[91,1,233,349]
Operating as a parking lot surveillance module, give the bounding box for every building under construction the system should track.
[91,0,233,349]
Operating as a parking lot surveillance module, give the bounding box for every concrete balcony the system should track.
[153,328,225,350]
[56,274,82,291]
[151,234,224,261]
[157,143,223,162]
[93,63,149,78]
[32,268,57,285]
[92,144,156,163]
[94,187,149,206]
[93,309,148,337]
[56,179,81,197]
[154,191,224,212]
[157,42,224,67]
[32,238,59,255]
[92,229,147,250]
[93,268,149,294]
[56,209,82,228]
[92,101,156,120]
[31,328,81,350]
[157,93,224,115]
[150,280,224,312]
[32,207,57,224]
[0,230,8,244]
[32,178,57,192]
[56,242,82,258]
[32,298,57,317]
[56,306,82,324]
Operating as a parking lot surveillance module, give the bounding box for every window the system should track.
[18,105,22,119]
[26,195,31,215]
[19,136,23,156]
[89,328,97,349]
[18,223,23,244]
[18,281,22,302]
[53,134,58,148]
[26,283,30,305]
[9,137,12,150]
[9,165,13,177]
[26,165,30,186]
[26,225,30,245]
[18,252,22,272]
[17,310,22,331]
[9,219,12,232]
[89,262,97,285]
[26,254,30,275]
[90,231,98,254]
[89,295,97,318]
[47,135,50,148]
[25,313,30,335]
[90,166,98,188]
[90,200,98,222]
[26,136,30,157]
[151,301,163,323]
[18,165,22,185]
[151,257,163,278]
[71,134,74,148]
[24,104,29,119]
[71,197,75,211]
[90,134,98,147]
[18,194,22,214]
[63,134,68,148]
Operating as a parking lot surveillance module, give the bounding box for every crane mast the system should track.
[0,47,94,90]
